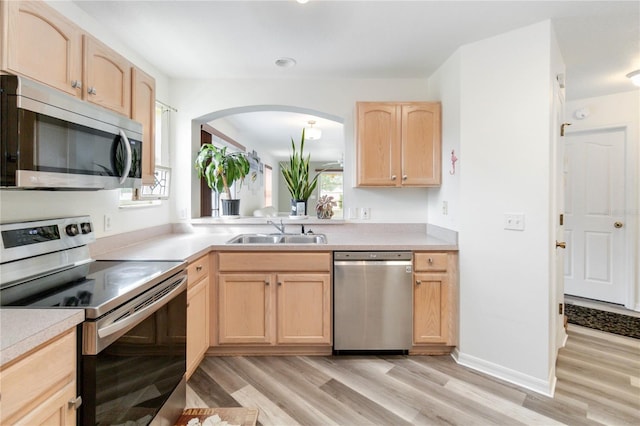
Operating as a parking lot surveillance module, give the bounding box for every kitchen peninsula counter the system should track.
[93,222,458,262]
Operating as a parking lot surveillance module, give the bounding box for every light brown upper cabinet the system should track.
[132,67,156,184]
[1,0,83,97]
[2,1,156,182]
[356,102,441,187]
[83,35,131,116]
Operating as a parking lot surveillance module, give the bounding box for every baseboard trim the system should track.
[454,350,554,397]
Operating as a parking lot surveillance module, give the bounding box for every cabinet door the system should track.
[132,66,156,184]
[218,273,273,344]
[14,381,77,426]
[356,102,401,186]
[0,330,77,425]
[401,103,441,186]
[83,35,131,116]
[3,0,82,97]
[187,277,209,378]
[413,272,450,344]
[276,273,331,345]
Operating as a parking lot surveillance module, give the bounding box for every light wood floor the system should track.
[186,325,640,425]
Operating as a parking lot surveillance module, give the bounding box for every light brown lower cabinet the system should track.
[186,254,210,379]
[211,252,332,355]
[0,329,80,425]
[412,252,458,354]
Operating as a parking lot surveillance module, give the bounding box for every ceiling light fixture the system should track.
[626,69,640,87]
[305,120,322,141]
[296,0,310,4]
[275,57,296,68]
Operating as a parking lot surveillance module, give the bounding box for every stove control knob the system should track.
[65,224,80,237]
[80,222,92,234]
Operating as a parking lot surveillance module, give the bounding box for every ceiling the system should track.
[72,0,639,161]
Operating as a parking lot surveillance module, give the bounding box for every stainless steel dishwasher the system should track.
[333,251,413,352]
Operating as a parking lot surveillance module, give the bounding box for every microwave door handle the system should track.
[118,129,132,184]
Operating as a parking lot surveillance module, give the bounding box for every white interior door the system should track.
[564,128,627,304]
[553,79,566,352]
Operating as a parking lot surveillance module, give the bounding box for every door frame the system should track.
[565,123,638,311]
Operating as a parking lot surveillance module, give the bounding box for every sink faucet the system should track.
[267,219,286,234]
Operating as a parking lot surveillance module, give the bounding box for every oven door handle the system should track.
[97,275,187,339]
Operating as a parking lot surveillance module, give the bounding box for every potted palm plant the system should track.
[281,129,320,216]
[195,144,250,216]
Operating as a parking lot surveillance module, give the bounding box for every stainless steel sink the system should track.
[281,234,327,244]
[226,233,327,244]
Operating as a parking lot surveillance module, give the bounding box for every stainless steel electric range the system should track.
[0,216,187,426]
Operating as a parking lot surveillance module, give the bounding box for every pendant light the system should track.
[305,120,322,141]
[627,69,640,87]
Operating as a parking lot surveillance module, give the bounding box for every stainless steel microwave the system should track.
[0,75,142,190]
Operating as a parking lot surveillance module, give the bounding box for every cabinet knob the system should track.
[391,175,397,180]
[88,87,97,95]
[71,80,82,89]
[196,265,203,272]
[278,281,282,286]
[428,257,433,264]
[416,280,422,286]
[265,280,270,286]
[614,221,624,229]
[402,175,408,180]
[68,396,82,410]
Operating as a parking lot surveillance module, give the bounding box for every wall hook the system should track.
[450,149,458,175]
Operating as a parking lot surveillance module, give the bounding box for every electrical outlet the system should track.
[442,200,448,215]
[104,214,113,232]
[504,213,525,231]
[361,207,371,220]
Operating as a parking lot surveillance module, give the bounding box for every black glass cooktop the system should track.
[1,260,184,319]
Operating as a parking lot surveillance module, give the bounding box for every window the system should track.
[119,101,173,206]
[317,170,343,218]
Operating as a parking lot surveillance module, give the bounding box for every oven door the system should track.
[80,274,187,426]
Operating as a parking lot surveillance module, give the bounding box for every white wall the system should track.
[0,1,174,238]
[168,78,432,223]
[565,91,640,310]
[451,21,558,395]
[427,50,462,231]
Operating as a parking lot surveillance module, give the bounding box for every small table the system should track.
[174,408,259,426]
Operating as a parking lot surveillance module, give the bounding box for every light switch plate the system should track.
[361,208,371,220]
[504,213,525,231]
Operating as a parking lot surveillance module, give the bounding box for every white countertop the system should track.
[0,308,84,366]
[94,230,457,261]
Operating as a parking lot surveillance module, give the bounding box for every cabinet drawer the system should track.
[0,329,76,424]
[219,252,331,272]
[414,252,448,272]
[188,254,209,286]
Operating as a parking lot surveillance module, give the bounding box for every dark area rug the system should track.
[565,303,640,339]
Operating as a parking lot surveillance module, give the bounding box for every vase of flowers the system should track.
[316,195,336,219]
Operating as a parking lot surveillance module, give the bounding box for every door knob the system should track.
[614,221,624,229]
[556,241,566,249]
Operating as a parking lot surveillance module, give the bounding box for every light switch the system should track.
[504,213,525,231]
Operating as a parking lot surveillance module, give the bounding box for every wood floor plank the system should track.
[248,356,372,426]
[232,384,299,426]
[221,357,339,426]
[302,356,421,421]
[186,367,241,408]
[407,355,530,406]
[385,363,526,426]
[319,378,412,426]
[443,379,564,425]
[197,356,250,394]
